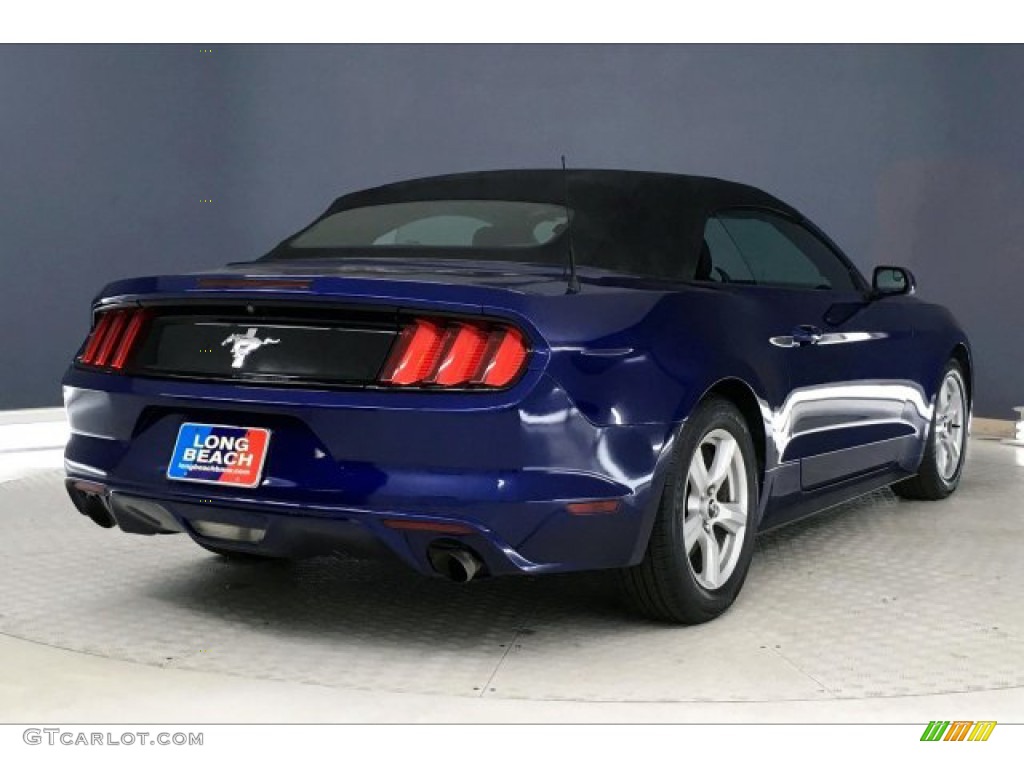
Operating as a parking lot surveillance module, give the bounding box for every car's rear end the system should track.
[62,262,681,580]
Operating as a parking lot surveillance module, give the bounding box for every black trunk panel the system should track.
[127,304,398,387]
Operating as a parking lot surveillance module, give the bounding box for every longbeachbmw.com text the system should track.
[23,728,203,746]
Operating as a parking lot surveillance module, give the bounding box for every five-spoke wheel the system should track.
[894,360,969,500]
[682,429,749,591]
[621,396,758,624]
[933,369,967,482]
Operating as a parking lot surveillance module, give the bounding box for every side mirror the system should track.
[872,266,916,297]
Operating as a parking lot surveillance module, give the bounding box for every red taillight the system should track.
[77,308,150,371]
[109,309,150,370]
[79,311,116,365]
[474,327,528,387]
[379,317,529,389]
[430,323,490,386]
[92,311,129,367]
[379,319,446,385]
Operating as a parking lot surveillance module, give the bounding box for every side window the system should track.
[700,217,756,283]
[711,210,856,291]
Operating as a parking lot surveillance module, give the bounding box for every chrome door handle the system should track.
[791,325,824,346]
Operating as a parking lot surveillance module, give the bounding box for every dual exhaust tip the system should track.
[427,543,484,583]
[65,480,117,529]
[71,480,487,582]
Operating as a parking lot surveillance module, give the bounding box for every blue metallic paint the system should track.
[63,258,971,576]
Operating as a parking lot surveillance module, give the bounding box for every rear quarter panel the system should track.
[529,285,789,431]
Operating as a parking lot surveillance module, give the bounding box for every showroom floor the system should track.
[1,438,1022,722]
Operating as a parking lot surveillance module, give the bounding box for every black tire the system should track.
[893,360,969,501]
[195,541,286,561]
[620,396,759,624]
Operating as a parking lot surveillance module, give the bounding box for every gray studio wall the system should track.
[0,45,236,409]
[1,45,1021,417]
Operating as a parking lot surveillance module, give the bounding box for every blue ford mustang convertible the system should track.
[63,170,971,623]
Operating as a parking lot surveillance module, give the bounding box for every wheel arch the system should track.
[950,343,973,409]
[697,377,769,491]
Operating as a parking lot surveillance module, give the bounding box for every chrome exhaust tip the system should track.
[445,549,482,583]
[65,479,116,529]
[428,544,483,583]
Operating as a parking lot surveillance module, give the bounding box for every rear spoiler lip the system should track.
[95,291,497,324]
[96,271,537,307]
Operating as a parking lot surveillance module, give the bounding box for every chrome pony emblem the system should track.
[221,328,280,369]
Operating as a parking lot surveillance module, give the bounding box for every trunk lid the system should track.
[89,257,673,390]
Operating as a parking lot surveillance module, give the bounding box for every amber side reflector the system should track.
[566,500,621,516]
[382,519,475,535]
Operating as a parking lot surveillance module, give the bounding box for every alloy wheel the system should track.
[934,370,967,482]
[681,428,749,590]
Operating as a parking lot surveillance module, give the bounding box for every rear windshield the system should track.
[288,200,569,250]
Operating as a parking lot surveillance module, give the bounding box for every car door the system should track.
[704,209,921,490]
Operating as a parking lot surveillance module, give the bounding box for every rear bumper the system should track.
[62,367,679,575]
[66,480,599,576]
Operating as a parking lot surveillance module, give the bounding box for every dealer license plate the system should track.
[167,422,271,488]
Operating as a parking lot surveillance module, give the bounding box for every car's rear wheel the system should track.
[621,396,758,624]
[893,360,969,500]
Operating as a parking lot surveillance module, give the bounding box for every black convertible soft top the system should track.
[271,169,806,280]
